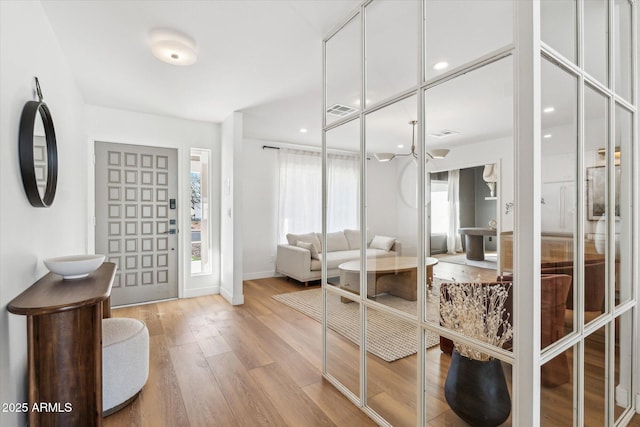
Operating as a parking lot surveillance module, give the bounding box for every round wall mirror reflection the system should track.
[19,98,58,207]
[33,110,49,200]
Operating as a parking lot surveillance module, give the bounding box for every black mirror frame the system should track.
[19,100,58,207]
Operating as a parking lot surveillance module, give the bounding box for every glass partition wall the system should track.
[322,1,636,426]
[539,0,637,425]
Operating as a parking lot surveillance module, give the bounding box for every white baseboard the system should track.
[220,287,244,305]
[243,271,277,280]
[183,285,220,298]
[615,384,630,407]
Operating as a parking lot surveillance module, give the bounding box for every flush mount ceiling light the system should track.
[300,128,308,133]
[374,120,450,162]
[543,106,555,113]
[149,28,198,66]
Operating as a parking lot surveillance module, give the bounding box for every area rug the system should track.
[438,253,497,270]
[273,284,442,362]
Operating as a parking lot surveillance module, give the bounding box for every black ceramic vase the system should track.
[444,349,511,427]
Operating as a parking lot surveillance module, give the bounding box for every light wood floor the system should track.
[105,263,640,427]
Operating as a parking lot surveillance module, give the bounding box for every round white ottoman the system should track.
[102,318,149,416]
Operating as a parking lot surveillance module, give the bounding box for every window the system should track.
[190,149,210,275]
[278,148,358,242]
[430,180,449,234]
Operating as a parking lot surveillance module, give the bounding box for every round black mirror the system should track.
[19,98,58,207]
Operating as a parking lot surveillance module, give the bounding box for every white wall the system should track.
[366,159,399,239]
[220,112,244,304]
[84,105,221,297]
[242,139,279,279]
[0,2,87,425]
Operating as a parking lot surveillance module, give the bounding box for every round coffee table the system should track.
[338,256,438,301]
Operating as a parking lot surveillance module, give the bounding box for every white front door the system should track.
[95,142,179,306]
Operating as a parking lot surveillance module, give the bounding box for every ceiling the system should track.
[41,0,360,145]
[40,1,589,151]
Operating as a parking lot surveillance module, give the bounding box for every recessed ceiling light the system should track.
[433,61,449,71]
[300,128,308,133]
[397,144,404,148]
[543,106,555,113]
[543,134,552,139]
[149,28,197,66]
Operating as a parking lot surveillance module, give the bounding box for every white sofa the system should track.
[275,229,400,285]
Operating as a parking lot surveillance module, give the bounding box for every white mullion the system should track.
[541,43,583,76]
[607,2,618,423]
[358,87,421,119]
[323,4,363,45]
[416,2,426,423]
[359,3,367,412]
[608,35,619,422]
[420,45,514,92]
[324,113,363,133]
[577,2,586,423]
[321,37,328,377]
[607,318,615,426]
[514,1,542,424]
[612,94,638,112]
[576,340,585,427]
[633,1,639,411]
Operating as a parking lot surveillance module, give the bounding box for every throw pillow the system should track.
[325,231,349,252]
[344,229,361,250]
[286,233,321,253]
[296,240,319,259]
[369,235,395,252]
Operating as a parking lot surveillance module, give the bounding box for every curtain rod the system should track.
[262,145,280,150]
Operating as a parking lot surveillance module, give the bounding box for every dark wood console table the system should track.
[8,262,116,427]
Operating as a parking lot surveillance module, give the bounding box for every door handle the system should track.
[160,229,177,235]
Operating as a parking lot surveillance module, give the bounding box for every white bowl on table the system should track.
[44,254,106,280]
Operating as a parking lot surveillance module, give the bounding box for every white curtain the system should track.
[446,169,462,254]
[327,154,359,232]
[277,149,358,243]
[277,149,322,242]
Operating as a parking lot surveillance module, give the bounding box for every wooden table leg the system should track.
[426,265,434,288]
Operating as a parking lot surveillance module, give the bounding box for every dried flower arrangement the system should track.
[440,283,513,361]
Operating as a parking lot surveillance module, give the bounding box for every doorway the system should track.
[95,142,179,306]
[429,164,499,272]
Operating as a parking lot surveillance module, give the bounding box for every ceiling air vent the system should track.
[327,103,358,117]
[429,129,459,138]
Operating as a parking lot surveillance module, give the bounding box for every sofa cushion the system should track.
[369,235,395,251]
[296,240,319,260]
[310,259,321,271]
[318,249,360,269]
[326,231,349,252]
[286,233,321,253]
[366,248,394,258]
[344,229,361,250]
[311,249,395,271]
